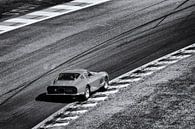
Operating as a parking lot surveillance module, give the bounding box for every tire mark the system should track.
[99,4,195,46]
[175,0,191,9]
[154,0,192,28]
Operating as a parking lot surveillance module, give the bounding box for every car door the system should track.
[93,72,105,89]
[84,72,100,92]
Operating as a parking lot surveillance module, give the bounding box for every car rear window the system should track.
[58,73,80,80]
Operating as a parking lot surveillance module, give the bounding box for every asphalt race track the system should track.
[0,0,194,128]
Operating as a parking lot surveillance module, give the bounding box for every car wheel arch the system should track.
[86,84,91,92]
[80,84,91,101]
[105,76,109,81]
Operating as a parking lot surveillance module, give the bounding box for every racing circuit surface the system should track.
[0,0,195,129]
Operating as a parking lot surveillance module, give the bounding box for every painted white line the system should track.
[80,103,98,108]
[51,4,81,10]
[144,65,166,71]
[183,49,195,53]
[68,104,83,108]
[68,110,88,114]
[63,109,88,115]
[69,103,97,108]
[6,18,37,23]
[75,0,110,4]
[108,84,129,89]
[88,96,108,101]
[169,55,191,59]
[0,25,15,30]
[119,78,142,83]
[157,60,179,65]
[132,71,154,76]
[57,116,79,121]
[95,89,119,95]
[45,122,69,128]
[30,11,60,17]
[20,14,47,20]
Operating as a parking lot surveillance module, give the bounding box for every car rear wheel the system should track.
[82,86,90,100]
[101,79,109,91]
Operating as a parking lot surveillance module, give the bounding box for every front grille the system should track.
[47,86,77,94]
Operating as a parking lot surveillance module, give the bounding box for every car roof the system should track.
[62,69,88,74]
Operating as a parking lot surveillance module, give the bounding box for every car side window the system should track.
[80,75,85,79]
[87,71,93,76]
[84,72,89,78]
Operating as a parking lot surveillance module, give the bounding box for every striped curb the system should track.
[32,43,195,129]
[0,0,111,35]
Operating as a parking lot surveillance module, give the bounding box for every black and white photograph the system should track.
[0,0,194,129]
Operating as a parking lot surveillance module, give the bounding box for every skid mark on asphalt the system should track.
[154,0,192,28]
[0,0,111,35]
[0,0,193,65]
[32,43,195,129]
[109,3,195,48]
[175,0,191,9]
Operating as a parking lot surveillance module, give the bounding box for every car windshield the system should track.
[58,73,80,81]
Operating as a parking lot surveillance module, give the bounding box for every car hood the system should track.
[52,80,79,87]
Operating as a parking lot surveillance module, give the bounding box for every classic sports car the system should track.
[47,69,109,100]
